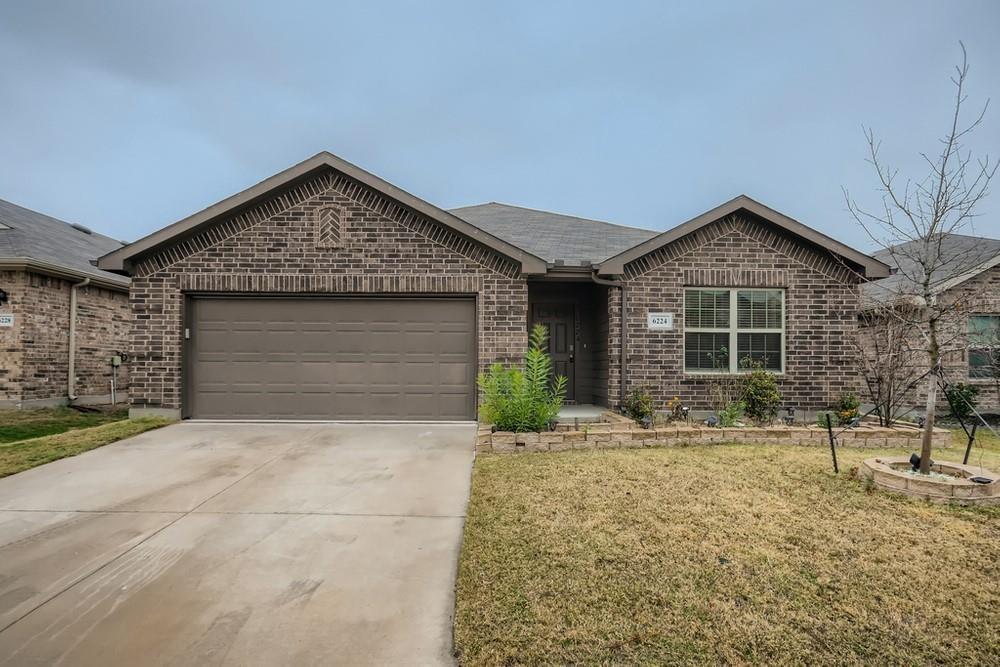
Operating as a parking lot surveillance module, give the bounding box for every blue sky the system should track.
[1,0,998,249]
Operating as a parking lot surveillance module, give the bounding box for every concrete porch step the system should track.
[556,404,606,424]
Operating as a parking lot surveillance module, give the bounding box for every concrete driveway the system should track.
[0,421,476,666]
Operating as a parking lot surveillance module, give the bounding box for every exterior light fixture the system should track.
[681,406,690,422]
[783,406,796,426]
[0,289,7,306]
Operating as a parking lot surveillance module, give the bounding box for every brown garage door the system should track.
[187,297,476,420]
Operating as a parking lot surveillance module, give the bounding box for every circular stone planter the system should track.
[860,457,1000,506]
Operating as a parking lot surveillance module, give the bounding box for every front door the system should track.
[531,303,575,402]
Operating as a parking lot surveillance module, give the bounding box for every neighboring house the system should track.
[861,234,1000,415]
[98,152,888,421]
[0,198,130,408]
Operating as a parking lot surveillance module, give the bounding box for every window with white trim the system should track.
[684,288,785,373]
[969,315,1000,379]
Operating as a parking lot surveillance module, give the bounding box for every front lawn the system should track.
[0,417,173,477]
[0,406,129,443]
[455,430,1000,665]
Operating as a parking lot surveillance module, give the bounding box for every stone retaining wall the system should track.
[476,412,951,454]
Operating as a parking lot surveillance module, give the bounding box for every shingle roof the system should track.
[861,232,1000,307]
[0,198,129,288]
[449,202,658,266]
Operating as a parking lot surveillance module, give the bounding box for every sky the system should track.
[1,0,998,250]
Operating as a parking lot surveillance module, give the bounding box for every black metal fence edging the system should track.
[825,413,839,474]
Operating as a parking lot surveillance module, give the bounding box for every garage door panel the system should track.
[188,298,476,420]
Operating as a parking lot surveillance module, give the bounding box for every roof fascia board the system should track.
[932,253,1000,294]
[0,257,129,291]
[99,152,547,275]
[596,195,891,279]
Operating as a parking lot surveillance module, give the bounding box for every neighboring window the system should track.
[684,288,784,373]
[969,315,1000,378]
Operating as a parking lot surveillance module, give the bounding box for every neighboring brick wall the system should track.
[128,167,529,414]
[865,263,1000,415]
[0,270,130,406]
[72,284,131,399]
[609,214,863,412]
[946,264,1000,412]
[0,270,27,402]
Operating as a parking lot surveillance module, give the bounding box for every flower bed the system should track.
[476,411,951,454]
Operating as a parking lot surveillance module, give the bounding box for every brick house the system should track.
[0,198,131,408]
[860,234,1000,416]
[98,152,888,421]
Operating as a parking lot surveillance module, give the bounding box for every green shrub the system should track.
[742,364,782,424]
[816,412,836,428]
[718,401,745,427]
[623,386,655,424]
[944,383,979,423]
[477,324,567,432]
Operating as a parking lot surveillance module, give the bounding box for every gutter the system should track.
[67,277,91,401]
[591,272,627,410]
[0,257,129,292]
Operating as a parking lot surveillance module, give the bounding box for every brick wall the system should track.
[866,263,1000,415]
[0,270,27,402]
[608,214,862,412]
[947,264,1000,412]
[128,168,529,415]
[0,270,130,406]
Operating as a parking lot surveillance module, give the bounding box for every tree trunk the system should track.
[919,371,937,474]
[919,310,941,475]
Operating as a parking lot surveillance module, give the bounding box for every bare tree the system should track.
[854,309,924,426]
[845,43,997,473]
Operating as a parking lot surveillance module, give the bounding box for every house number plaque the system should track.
[647,312,673,330]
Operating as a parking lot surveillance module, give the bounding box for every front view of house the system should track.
[98,152,889,421]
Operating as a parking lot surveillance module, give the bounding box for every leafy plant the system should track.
[718,401,745,427]
[707,346,742,415]
[477,324,567,432]
[944,382,979,423]
[741,361,782,424]
[816,412,836,428]
[665,395,687,422]
[623,386,655,424]
[835,392,861,426]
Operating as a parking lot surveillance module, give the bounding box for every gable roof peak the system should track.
[596,194,890,279]
[99,151,547,275]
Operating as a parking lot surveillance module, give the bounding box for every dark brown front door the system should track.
[531,303,575,402]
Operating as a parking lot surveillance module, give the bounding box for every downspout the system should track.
[591,272,627,409]
[68,277,91,401]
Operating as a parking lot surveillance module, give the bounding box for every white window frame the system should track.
[683,288,786,375]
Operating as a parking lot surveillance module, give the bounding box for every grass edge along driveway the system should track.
[454,432,1000,666]
[0,407,129,444]
[0,417,174,478]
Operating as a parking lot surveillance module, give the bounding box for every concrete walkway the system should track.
[0,422,476,666]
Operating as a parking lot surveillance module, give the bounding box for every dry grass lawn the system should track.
[0,417,173,477]
[455,430,1000,665]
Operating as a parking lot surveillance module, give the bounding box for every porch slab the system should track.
[557,404,606,423]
